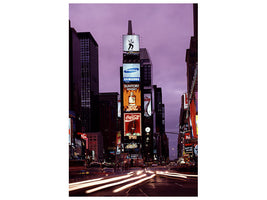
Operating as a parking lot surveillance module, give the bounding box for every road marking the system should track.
[138,188,148,196]
[85,174,147,194]
[175,183,183,188]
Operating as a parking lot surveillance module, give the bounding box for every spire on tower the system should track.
[128,20,132,35]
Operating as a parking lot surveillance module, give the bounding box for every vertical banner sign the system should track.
[190,99,197,138]
[118,96,121,118]
[184,93,188,109]
[196,115,198,136]
[123,84,141,111]
[144,93,152,117]
[116,131,121,145]
[69,118,71,145]
[123,35,140,52]
[124,113,142,136]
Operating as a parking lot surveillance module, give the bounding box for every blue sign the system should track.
[123,64,140,82]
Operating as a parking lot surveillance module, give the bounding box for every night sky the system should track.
[69,3,194,160]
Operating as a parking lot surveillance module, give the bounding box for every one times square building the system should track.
[120,21,154,164]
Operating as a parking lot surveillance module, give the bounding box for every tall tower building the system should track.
[121,20,143,165]
[77,32,100,133]
[69,22,81,159]
[140,48,153,162]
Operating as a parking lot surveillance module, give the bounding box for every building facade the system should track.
[178,4,198,164]
[99,92,120,163]
[77,32,100,133]
[69,22,82,159]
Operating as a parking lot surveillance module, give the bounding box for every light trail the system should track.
[167,172,198,178]
[85,174,147,194]
[136,170,144,175]
[162,173,187,179]
[69,177,103,186]
[113,174,156,193]
[69,174,133,191]
[146,170,155,174]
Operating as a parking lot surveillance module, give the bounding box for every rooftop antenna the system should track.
[128,20,133,35]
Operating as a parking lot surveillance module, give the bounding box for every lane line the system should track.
[138,188,148,196]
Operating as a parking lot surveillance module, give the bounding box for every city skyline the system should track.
[69,3,194,160]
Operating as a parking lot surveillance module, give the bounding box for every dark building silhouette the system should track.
[140,48,152,86]
[69,22,82,159]
[77,32,100,133]
[99,92,119,162]
[153,85,168,162]
[140,48,153,162]
[178,4,198,164]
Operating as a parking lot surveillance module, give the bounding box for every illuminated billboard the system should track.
[123,35,140,52]
[123,63,140,82]
[144,93,152,117]
[123,84,141,112]
[116,131,121,145]
[118,96,121,118]
[183,93,188,109]
[124,113,142,137]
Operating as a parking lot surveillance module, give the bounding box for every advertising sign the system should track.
[184,146,193,153]
[123,84,141,112]
[118,96,121,118]
[69,118,71,145]
[144,93,152,117]
[123,64,140,82]
[183,93,188,109]
[116,131,121,145]
[196,115,198,136]
[123,35,140,52]
[125,143,138,149]
[124,113,142,137]
[190,99,197,138]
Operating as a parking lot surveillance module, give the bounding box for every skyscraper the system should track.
[77,32,100,133]
[69,22,82,159]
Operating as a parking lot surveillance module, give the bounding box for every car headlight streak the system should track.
[85,174,147,194]
[113,174,156,193]
[69,174,133,191]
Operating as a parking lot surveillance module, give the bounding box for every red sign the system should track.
[124,113,142,136]
[190,99,198,139]
[184,93,188,109]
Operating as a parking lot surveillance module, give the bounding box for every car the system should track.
[89,162,102,168]
[103,167,114,174]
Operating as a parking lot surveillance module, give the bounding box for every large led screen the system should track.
[123,63,140,82]
[144,93,152,117]
[124,113,142,137]
[123,84,141,112]
[123,35,140,52]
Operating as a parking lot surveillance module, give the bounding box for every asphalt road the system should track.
[69,167,197,196]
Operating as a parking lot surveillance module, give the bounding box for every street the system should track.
[69,167,197,196]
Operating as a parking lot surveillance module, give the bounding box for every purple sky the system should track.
[69,4,194,160]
